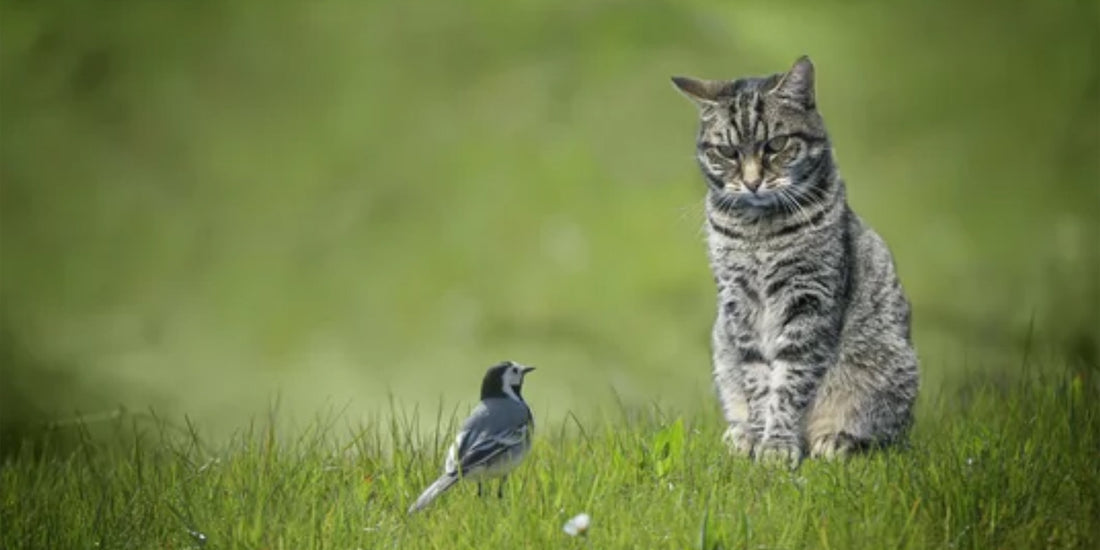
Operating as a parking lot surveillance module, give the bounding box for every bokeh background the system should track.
[2,0,1097,448]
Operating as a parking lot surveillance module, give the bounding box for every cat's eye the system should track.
[716,145,741,161]
[764,136,789,153]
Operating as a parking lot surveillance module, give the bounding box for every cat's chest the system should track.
[711,248,795,344]
[711,247,783,293]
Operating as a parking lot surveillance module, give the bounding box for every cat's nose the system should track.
[741,158,763,192]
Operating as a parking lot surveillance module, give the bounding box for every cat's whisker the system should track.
[674,201,708,238]
[774,188,794,218]
[779,187,812,227]
[792,184,827,226]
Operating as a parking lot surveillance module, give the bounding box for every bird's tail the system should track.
[407,474,459,514]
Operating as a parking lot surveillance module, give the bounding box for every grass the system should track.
[3,357,1097,549]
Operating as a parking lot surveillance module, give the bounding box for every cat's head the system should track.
[672,56,832,212]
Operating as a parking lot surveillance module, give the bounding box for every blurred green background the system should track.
[2,0,1097,445]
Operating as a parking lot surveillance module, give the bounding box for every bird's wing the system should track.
[446,422,530,476]
[441,398,533,477]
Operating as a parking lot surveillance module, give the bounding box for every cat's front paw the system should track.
[753,439,803,470]
[722,423,755,457]
[809,432,860,460]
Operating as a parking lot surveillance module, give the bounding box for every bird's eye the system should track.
[717,145,740,161]
[764,135,788,153]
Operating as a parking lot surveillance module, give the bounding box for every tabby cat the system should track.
[672,56,919,468]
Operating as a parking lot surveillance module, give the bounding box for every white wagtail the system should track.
[407,360,536,513]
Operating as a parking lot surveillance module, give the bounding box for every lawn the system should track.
[3,352,1097,549]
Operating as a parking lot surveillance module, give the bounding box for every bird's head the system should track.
[481,360,536,402]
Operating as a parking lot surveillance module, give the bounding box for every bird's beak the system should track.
[521,366,536,374]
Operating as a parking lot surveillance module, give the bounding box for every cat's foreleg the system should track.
[754,306,838,469]
[712,315,757,456]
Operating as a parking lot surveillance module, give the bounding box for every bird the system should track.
[407,360,536,514]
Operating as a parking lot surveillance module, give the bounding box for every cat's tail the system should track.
[407,474,459,514]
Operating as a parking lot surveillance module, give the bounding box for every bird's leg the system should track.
[477,482,483,498]
[497,476,506,499]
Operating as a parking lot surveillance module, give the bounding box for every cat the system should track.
[672,56,919,468]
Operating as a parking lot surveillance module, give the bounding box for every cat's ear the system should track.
[671,76,725,108]
[772,55,815,108]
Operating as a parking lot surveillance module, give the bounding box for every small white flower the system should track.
[187,530,207,547]
[563,513,591,537]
